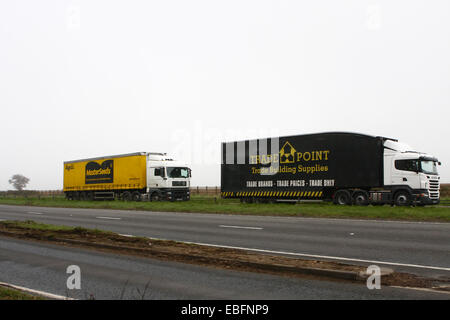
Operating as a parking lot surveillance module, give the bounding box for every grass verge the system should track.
[0,285,45,300]
[0,196,449,222]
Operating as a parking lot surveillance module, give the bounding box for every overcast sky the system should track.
[0,0,449,190]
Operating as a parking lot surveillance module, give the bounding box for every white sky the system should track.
[0,0,449,190]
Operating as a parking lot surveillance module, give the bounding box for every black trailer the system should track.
[221,132,392,205]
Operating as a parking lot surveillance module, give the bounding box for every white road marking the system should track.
[119,234,135,237]
[27,211,43,215]
[170,240,450,272]
[96,216,121,220]
[219,225,263,230]
[390,286,450,295]
[0,282,75,300]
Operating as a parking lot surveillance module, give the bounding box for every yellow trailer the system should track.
[64,152,147,200]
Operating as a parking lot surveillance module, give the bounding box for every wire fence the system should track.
[0,187,222,198]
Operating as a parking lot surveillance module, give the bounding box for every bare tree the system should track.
[8,174,30,191]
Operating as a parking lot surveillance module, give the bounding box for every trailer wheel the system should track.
[353,191,369,206]
[122,191,132,201]
[86,192,94,201]
[394,191,411,206]
[333,190,352,205]
[132,191,141,202]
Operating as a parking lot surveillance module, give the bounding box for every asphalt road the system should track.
[0,204,449,280]
[1,236,448,300]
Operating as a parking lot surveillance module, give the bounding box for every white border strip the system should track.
[173,240,450,272]
[390,286,450,295]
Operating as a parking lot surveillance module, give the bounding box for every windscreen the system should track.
[166,167,190,178]
[421,160,438,175]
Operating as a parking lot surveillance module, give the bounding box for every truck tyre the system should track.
[131,191,141,202]
[86,192,94,201]
[394,190,411,206]
[150,192,160,202]
[122,191,132,201]
[353,191,369,206]
[333,190,352,205]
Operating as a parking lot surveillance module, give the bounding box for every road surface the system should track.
[0,236,448,299]
[0,204,449,279]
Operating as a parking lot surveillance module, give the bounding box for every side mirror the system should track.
[438,162,442,166]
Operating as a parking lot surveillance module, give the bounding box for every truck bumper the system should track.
[165,188,190,201]
[414,193,440,205]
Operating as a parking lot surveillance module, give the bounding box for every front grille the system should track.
[172,181,187,187]
[428,179,440,199]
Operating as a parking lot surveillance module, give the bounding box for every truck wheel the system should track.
[150,192,160,202]
[122,191,132,201]
[394,191,411,206]
[86,192,94,201]
[353,191,369,206]
[132,191,141,202]
[333,190,352,205]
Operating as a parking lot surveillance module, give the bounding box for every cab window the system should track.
[395,159,418,172]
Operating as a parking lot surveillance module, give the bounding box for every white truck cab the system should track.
[146,153,191,201]
[383,140,441,205]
